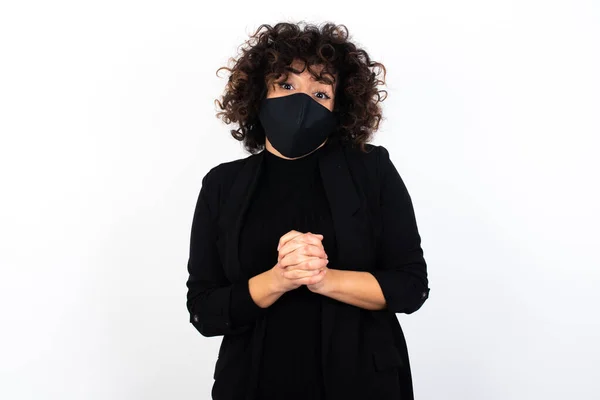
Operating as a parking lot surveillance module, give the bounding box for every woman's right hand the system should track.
[270,230,329,293]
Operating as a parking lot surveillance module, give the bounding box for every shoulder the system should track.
[342,141,389,159]
[201,152,257,188]
[196,153,257,216]
[341,141,392,175]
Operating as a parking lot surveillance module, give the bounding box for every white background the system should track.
[1,1,599,399]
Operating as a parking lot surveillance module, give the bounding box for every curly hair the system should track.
[215,21,387,154]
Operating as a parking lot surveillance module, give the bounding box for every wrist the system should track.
[267,267,286,295]
[311,268,337,295]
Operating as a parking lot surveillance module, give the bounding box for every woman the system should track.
[186,21,430,400]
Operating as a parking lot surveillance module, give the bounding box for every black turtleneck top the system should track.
[231,142,337,400]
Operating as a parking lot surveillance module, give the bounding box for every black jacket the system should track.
[186,137,430,400]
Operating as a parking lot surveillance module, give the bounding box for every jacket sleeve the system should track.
[186,169,267,337]
[370,145,430,314]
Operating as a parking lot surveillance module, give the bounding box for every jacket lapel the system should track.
[216,150,263,282]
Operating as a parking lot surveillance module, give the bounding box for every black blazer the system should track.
[186,136,430,400]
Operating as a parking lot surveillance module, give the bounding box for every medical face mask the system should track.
[258,92,337,158]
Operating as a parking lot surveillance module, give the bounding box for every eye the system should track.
[315,91,331,100]
[278,81,332,100]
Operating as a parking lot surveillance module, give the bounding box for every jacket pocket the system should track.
[368,346,403,399]
[371,345,403,372]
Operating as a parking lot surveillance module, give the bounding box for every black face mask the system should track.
[258,92,337,158]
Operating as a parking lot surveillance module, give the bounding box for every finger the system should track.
[304,232,325,245]
[277,230,303,251]
[278,233,325,259]
[283,267,323,280]
[278,241,327,263]
[280,253,327,270]
[278,231,323,252]
[286,269,322,279]
[281,255,329,271]
[296,269,327,284]
[280,253,317,269]
[279,243,328,263]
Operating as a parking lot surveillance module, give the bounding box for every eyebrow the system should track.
[285,67,336,86]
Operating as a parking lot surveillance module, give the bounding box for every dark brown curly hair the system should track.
[215,21,387,154]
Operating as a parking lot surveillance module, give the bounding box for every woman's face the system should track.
[266,59,337,112]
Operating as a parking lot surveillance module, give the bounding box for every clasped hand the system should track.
[273,230,329,293]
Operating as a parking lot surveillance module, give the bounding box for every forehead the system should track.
[286,59,336,83]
